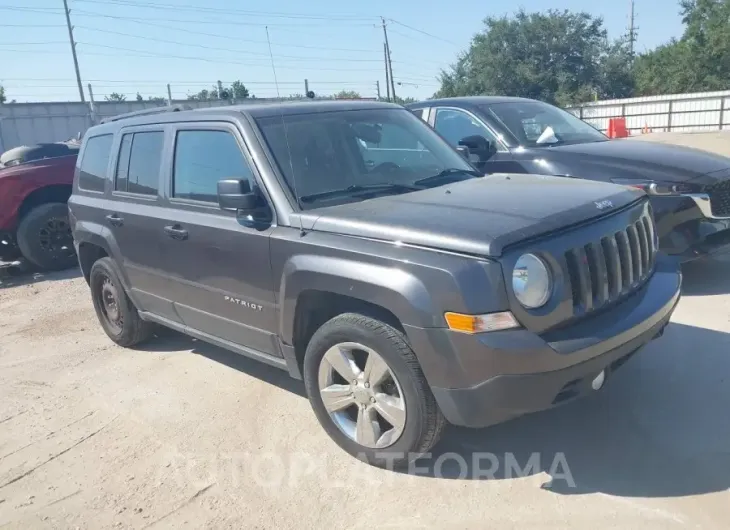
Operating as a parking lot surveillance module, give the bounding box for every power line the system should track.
[72,0,377,21]
[69,43,387,72]
[73,23,377,53]
[388,19,459,46]
[0,42,68,45]
[72,27,383,62]
[70,8,374,27]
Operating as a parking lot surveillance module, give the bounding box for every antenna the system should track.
[265,26,305,236]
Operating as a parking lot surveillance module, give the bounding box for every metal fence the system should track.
[568,90,730,134]
[0,97,295,153]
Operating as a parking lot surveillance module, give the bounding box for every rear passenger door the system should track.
[158,124,279,356]
[105,126,180,323]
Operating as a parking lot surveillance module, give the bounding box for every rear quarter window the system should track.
[77,134,114,192]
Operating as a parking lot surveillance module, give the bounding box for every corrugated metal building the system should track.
[0,98,284,153]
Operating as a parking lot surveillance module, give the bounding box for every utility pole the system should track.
[304,79,309,95]
[383,43,391,101]
[628,0,638,59]
[375,80,381,100]
[167,84,173,105]
[63,0,85,102]
[381,17,396,101]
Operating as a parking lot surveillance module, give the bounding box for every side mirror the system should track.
[455,145,470,159]
[217,179,261,212]
[458,135,495,162]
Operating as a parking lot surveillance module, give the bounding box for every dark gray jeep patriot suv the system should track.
[69,101,681,467]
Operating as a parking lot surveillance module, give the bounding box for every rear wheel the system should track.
[16,202,77,271]
[89,257,154,347]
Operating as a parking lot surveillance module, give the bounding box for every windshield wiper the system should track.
[413,167,482,187]
[300,182,423,203]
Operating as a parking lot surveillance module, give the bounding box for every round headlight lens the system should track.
[512,254,552,309]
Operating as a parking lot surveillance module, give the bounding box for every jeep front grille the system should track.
[565,210,656,313]
[707,180,730,217]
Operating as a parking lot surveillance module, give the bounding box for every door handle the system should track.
[105,214,124,227]
[164,224,189,241]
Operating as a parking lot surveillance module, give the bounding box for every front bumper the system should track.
[405,256,681,428]
[653,191,730,261]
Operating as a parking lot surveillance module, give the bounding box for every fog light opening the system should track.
[591,370,606,391]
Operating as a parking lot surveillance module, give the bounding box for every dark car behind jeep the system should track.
[407,96,730,262]
[69,102,681,468]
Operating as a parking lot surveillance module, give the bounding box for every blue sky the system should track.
[1,0,685,103]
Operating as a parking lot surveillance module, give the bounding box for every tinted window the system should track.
[114,134,133,192]
[78,134,114,192]
[434,108,499,147]
[409,108,426,121]
[124,131,163,195]
[173,130,253,202]
[256,108,475,209]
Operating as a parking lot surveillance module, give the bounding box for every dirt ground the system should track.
[1,258,729,529]
[1,131,730,529]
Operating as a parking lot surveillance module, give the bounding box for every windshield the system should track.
[482,101,607,147]
[255,108,478,209]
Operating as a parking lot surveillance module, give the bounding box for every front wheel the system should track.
[303,313,445,468]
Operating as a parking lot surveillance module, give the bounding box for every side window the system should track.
[409,108,426,121]
[434,108,499,148]
[361,123,421,150]
[115,131,163,195]
[78,134,114,192]
[173,130,254,203]
[114,134,133,192]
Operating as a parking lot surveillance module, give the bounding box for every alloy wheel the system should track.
[317,342,406,449]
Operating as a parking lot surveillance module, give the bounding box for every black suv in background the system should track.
[69,102,681,467]
[407,97,730,262]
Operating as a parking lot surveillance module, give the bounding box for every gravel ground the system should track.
[1,131,729,529]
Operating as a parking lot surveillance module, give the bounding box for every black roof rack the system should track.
[99,104,194,124]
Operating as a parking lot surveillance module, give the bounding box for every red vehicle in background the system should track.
[0,142,79,270]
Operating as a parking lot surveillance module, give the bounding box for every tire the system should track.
[16,202,77,271]
[303,313,446,468]
[89,257,154,347]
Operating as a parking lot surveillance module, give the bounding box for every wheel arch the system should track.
[18,184,72,220]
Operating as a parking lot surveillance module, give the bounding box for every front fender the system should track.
[278,254,436,345]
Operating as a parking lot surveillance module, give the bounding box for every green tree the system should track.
[230,80,250,99]
[393,96,417,104]
[634,0,730,95]
[148,96,167,104]
[104,92,127,102]
[334,90,362,99]
[0,85,6,104]
[436,10,634,105]
[135,92,144,102]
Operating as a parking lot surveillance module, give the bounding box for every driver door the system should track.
[430,107,517,173]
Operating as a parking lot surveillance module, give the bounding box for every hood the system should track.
[296,174,644,257]
[0,154,77,180]
[525,139,730,183]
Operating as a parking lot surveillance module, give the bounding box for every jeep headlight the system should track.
[512,254,552,309]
